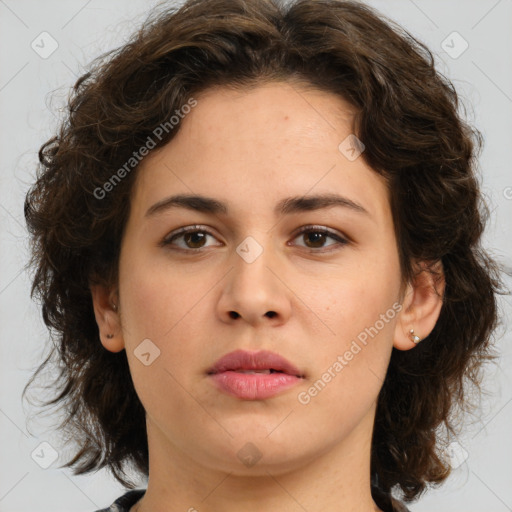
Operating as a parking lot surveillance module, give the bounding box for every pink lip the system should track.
[207,349,304,400]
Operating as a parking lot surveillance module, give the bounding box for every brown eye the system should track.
[182,231,208,249]
[302,231,328,248]
[291,226,348,251]
[161,227,221,251]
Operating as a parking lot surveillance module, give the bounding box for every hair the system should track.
[23,0,505,502]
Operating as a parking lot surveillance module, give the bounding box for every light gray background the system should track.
[0,1,511,511]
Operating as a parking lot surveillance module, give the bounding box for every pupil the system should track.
[306,232,325,248]
[185,232,206,248]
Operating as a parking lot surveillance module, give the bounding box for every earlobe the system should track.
[90,283,125,353]
[393,260,445,351]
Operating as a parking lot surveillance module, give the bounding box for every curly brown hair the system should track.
[23,0,504,502]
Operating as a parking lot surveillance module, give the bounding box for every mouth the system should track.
[227,369,287,374]
[206,349,305,378]
[206,349,305,400]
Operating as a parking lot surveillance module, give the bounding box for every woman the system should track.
[23,0,503,511]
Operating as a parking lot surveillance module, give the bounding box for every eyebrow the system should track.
[145,193,370,218]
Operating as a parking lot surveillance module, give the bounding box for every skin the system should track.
[91,81,444,512]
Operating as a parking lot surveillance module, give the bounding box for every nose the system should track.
[216,236,292,327]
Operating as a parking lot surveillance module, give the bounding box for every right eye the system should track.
[160,226,223,252]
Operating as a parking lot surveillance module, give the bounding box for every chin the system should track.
[199,431,318,476]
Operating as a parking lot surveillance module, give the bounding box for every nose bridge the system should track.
[232,232,276,296]
[218,230,289,324]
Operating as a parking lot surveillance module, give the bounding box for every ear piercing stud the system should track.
[106,333,114,339]
[409,329,421,344]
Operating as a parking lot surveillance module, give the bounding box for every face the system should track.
[104,82,409,475]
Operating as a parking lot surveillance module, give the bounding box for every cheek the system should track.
[299,258,401,397]
[118,251,213,389]
[293,289,398,440]
[314,257,400,343]
[118,258,204,421]
[118,246,203,341]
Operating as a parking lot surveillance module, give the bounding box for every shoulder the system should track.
[93,489,146,512]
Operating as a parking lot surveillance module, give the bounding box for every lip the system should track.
[207,349,305,400]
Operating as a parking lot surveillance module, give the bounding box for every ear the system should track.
[393,260,445,350]
[90,283,125,353]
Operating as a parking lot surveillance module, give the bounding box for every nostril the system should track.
[228,311,276,319]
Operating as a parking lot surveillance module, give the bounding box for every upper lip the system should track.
[207,349,304,378]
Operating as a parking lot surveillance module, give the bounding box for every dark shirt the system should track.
[93,487,411,511]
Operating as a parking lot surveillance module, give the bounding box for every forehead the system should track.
[131,81,390,222]
[179,81,359,146]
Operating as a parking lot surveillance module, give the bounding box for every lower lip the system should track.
[209,371,302,400]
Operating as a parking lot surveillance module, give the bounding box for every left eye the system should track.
[291,227,348,250]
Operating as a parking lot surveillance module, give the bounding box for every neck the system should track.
[133,404,381,512]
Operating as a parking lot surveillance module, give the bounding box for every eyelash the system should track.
[160,225,349,253]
